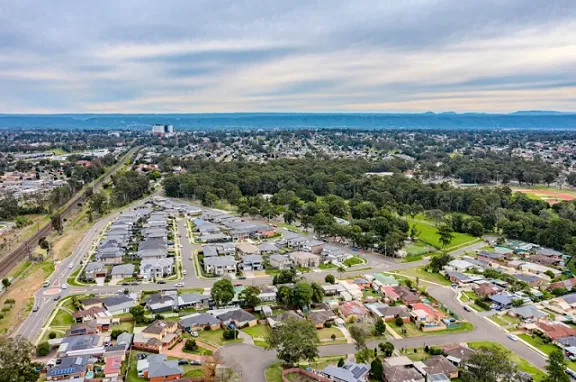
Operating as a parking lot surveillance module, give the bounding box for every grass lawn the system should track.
[51,309,74,327]
[266,363,283,382]
[407,219,478,250]
[402,255,423,263]
[317,327,344,341]
[392,267,451,286]
[404,348,431,361]
[319,263,337,270]
[183,345,213,356]
[468,342,546,381]
[116,321,135,333]
[126,352,148,382]
[182,367,204,378]
[243,325,270,341]
[518,334,560,356]
[343,257,365,267]
[197,329,243,346]
[488,315,508,327]
[178,288,204,294]
[389,321,474,338]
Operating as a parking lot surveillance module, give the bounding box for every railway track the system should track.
[0,147,141,278]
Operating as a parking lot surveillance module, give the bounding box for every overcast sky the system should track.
[0,0,575,113]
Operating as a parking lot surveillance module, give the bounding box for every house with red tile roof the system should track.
[339,301,369,322]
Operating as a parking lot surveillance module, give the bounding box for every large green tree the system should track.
[211,279,235,307]
[267,318,319,366]
[543,349,569,382]
[0,336,41,382]
[239,286,261,308]
[292,282,313,308]
[349,325,367,351]
[437,224,455,248]
[461,346,518,382]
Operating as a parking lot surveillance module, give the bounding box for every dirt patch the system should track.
[52,229,86,260]
[515,189,576,205]
[0,264,48,335]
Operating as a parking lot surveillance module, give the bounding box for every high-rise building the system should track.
[152,124,175,136]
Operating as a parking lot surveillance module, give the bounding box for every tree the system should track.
[1,278,10,289]
[409,225,420,241]
[292,282,313,308]
[461,345,518,382]
[404,279,413,289]
[273,269,297,285]
[544,270,556,279]
[337,266,346,278]
[371,358,384,380]
[378,342,395,357]
[36,341,50,356]
[543,349,569,382]
[374,318,386,336]
[311,282,324,303]
[394,317,404,327]
[325,274,336,284]
[276,285,292,307]
[51,215,63,234]
[437,224,454,248]
[511,298,524,307]
[184,339,198,352]
[48,332,57,339]
[337,357,345,367]
[0,336,41,382]
[111,329,125,340]
[429,254,452,272]
[267,318,319,366]
[38,237,50,251]
[349,325,367,351]
[239,286,261,308]
[211,279,235,307]
[283,210,296,225]
[129,305,146,324]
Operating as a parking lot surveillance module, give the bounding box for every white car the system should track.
[182,270,187,275]
[61,284,68,289]
[68,264,74,269]
[179,244,183,248]
[175,282,185,287]
[191,331,198,337]
[508,334,519,341]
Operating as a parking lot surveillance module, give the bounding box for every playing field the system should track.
[513,187,576,205]
[407,220,478,250]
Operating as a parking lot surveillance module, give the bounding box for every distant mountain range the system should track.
[0,111,575,130]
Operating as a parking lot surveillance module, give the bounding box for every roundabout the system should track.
[43,287,62,296]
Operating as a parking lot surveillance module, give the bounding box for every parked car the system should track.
[191,331,198,337]
[122,282,129,286]
[157,280,166,284]
[178,360,189,365]
[182,270,187,275]
[136,353,147,360]
[190,360,202,365]
[463,305,472,312]
[175,282,184,287]
[131,282,139,285]
[565,367,576,379]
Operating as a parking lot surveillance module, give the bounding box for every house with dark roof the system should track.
[57,334,100,357]
[242,254,264,271]
[83,262,108,281]
[441,344,476,365]
[394,286,421,305]
[422,356,459,379]
[46,355,92,380]
[144,293,177,313]
[489,293,514,308]
[178,293,209,309]
[257,242,278,255]
[110,263,135,282]
[513,273,541,286]
[179,313,221,331]
[141,354,183,382]
[307,309,337,329]
[202,246,218,258]
[102,295,136,314]
[215,309,257,328]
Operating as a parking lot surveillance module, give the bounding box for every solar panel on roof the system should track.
[52,368,75,375]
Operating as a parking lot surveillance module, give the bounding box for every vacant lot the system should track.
[407,219,478,250]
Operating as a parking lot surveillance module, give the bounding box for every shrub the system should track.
[48,332,57,339]
[37,341,50,356]
[1,307,10,313]
[222,329,238,340]
[0,314,4,319]
[324,322,332,328]
[331,334,336,341]
[184,339,198,351]
[429,347,445,356]
[394,317,404,326]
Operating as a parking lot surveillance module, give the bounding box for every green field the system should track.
[317,327,345,341]
[389,321,474,338]
[50,309,74,327]
[408,219,479,250]
[391,267,451,286]
[242,324,270,345]
[468,342,546,380]
[197,328,243,346]
[266,363,283,382]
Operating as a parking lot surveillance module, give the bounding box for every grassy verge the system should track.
[266,363,283,382]
[389,321,474,338]
[391,267,451,286]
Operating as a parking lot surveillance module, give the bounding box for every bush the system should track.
[0,314,4,319]
[475,299,491,310]
[4,299,15,305]
[429,347,445,356]
[324,322,332,328]
[37,341,50,356]
[48,332,57,339]
[331,334,336,341]
[325,274,336,284]
[1,307,10,313]
[394,317,404,326]
[111,329,125,340]
[222,329,238,340]
[184,339,198,351]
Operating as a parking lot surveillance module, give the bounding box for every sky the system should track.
[0,0,575,113]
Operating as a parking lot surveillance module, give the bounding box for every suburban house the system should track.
[203,256,237,275]
[477,250,505,263]
[71,307,106,323]
[46,355,92,380]
[509,305,547,320]
[381,286,400,302]
[366,303,411,323]
[235,243,261,256]
[339,301,369,322]
[110,264,135,282]
[534,321,576,342]
[83,262,108,281]
[550,278,576,292]
[80,298,103,310]
[140,258,174,280]
[307,309,337,329]
[202,246,218,258]
[302,239,325,254]
[489,293,514,309]
[179,313,221,332]
[242,254,264,271]
[513,273,541,286]
[269,254,291,269]
[474,283,502,297]
[145,293,177,313]
[322,246,350,263]
[422,356,459,379]
[102,295,136,315]
[178,293,210,309]
[94,248,124,264]
[133,320,181,353]
[139,354,183,382]
[214,308,257,328]
[289,251,320,268]
[322,362,369,382]
[257,242,278,255]
[216,243,236,255]
[103,356,122,380]
[394,286,421,305]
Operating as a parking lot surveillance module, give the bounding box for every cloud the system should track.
[0,0,575,113]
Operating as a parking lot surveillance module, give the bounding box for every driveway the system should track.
[217,343,276,382]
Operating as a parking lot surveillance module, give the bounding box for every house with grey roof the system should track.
[83,262,107,281]
[257,242,278,254]
[242,254,264,271]
[322,361,370,382]
[57,334,100,357]
[145,355,183,380]
[94,247,124,264]
[202,246,218,258]
[198,233,231,243]
[102,295,137,314]
[46,355,91,380]
[216,242,236,255]
[116,332,133,349]
[178,293,210,309]
[204,256,236,275]
[509,305,547,320]
[179,313,221,331]
[269,254,291,269]
[215,309,257,328]
[110,264,135,282]
[140,258,174,280]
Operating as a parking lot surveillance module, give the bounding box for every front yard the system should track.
[317,327,345,342]
[391,268,451,286]
[242,324,270,347]
[389,321,474,338]
[197,328,243,347]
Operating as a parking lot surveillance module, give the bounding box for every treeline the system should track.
[162,158,576,255]
[88,171,150,218]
